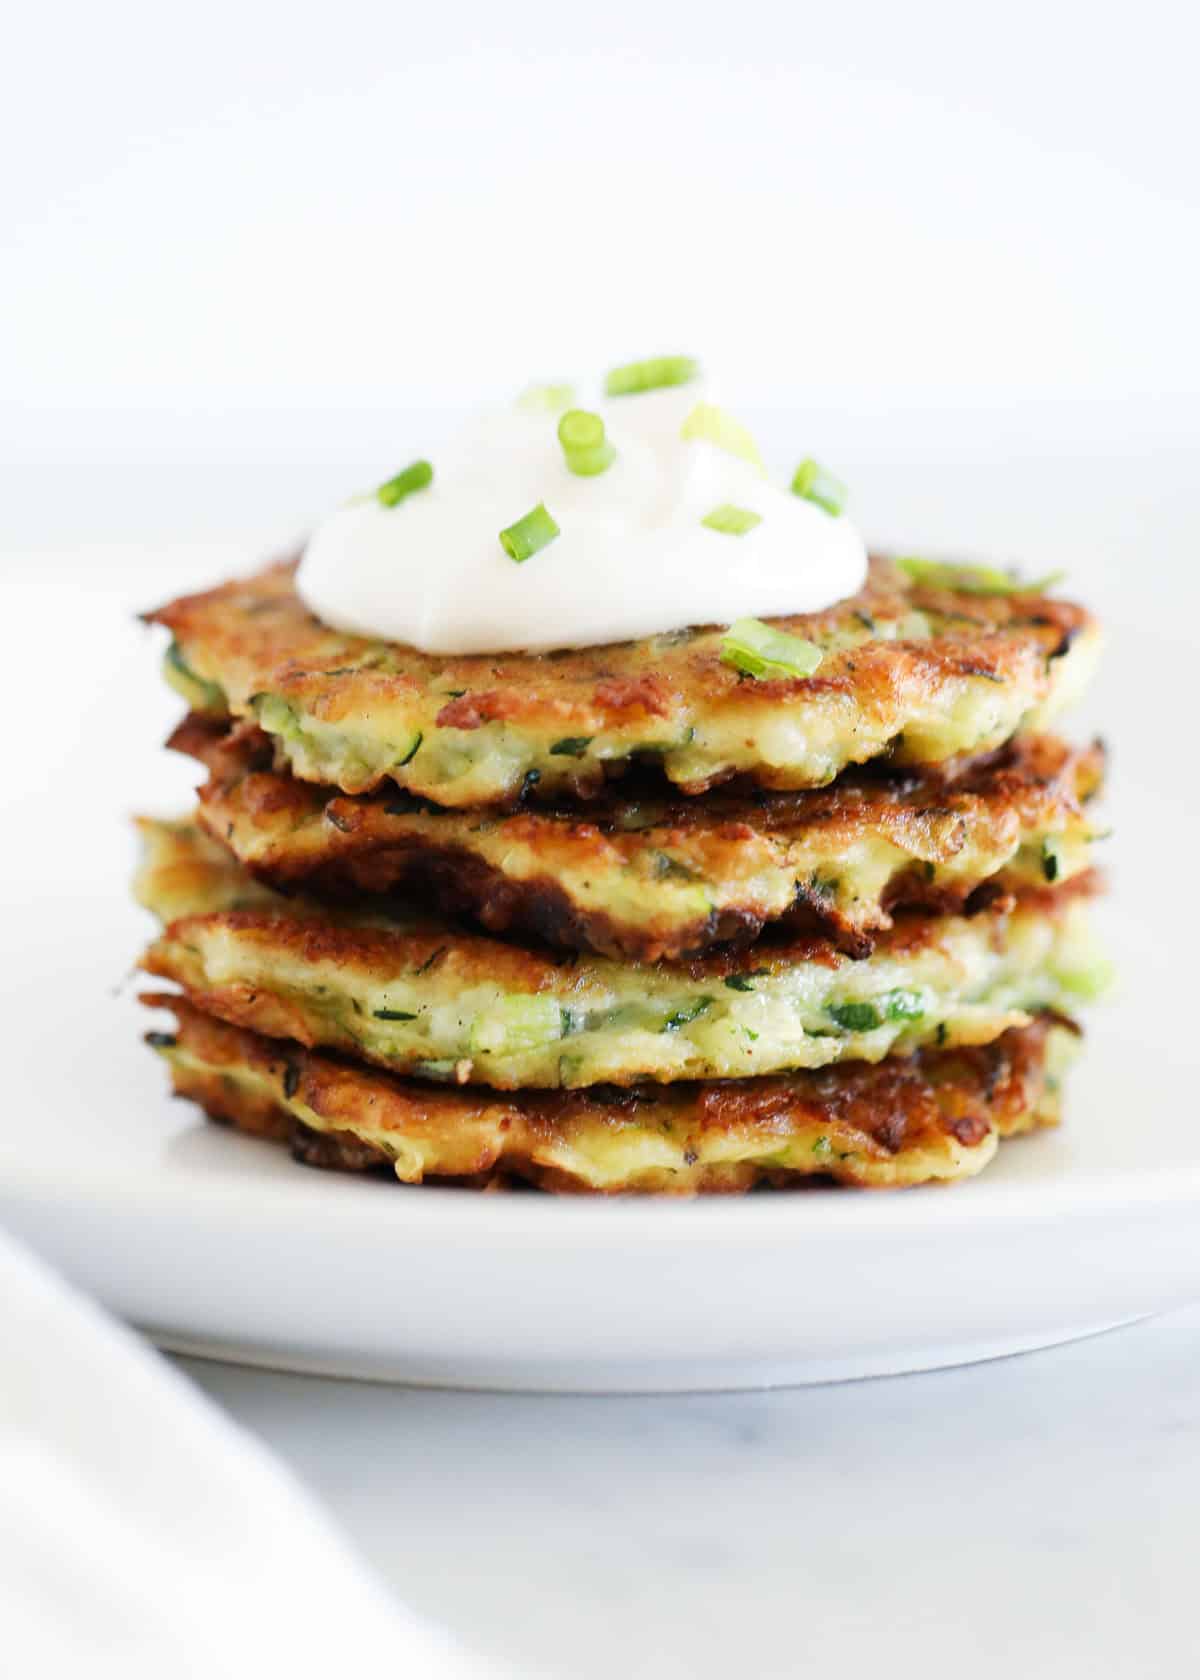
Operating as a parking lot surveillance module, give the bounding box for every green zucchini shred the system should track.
[661,996,715,1032]
[827,1001,882,1032]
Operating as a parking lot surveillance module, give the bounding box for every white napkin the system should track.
[0,1223,502,1679]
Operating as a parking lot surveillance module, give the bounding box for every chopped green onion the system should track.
[681,402,766,473]
[557,409,616,477]
[550,735,594,757]
[604,355,699,396]
[499,503,560,563]
[377,460,433,507]
[702,504,762,536]
[790,458,848,516]
[720,617,823,680]
[896,556,1066,596]
[518,382,575,413]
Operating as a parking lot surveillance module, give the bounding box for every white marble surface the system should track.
[177,1314,1200,1679]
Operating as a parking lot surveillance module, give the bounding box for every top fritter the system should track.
[148,555,1099,810]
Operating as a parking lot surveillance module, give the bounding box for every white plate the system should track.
[2,519,1197,1391]
[2,967,1197,1390]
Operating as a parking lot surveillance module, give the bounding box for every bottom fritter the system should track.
[144,994,1077,1195]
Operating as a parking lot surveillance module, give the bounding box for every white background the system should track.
[3,0,1197,551]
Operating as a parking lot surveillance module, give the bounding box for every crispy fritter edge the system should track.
[172,713,1107,961]
[145,554,1100,806]
[143,993,1073,1195]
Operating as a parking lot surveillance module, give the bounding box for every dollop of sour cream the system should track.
[296,383,868,655]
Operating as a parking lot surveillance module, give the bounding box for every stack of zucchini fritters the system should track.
[135,553,1107,1193]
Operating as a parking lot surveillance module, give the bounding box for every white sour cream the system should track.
[296,384,867,654]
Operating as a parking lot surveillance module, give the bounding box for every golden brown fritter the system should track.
[146,554,1101,808]
[174,714,1105,960]
[135,817,1108,1090]
[146,994,1075,1193]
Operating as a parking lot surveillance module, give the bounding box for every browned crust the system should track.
[141,853,1103,1002]
[145,554,1096,805]
[172,713,1105,961]
[144,993,1066,1194]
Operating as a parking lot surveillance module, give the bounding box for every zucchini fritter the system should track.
[146,996,1074,1193]
[175,715,1105,960]
[146,555,1100,808]
[135,818,1106,1090]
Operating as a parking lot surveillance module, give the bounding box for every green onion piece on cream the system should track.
[499,503,561,563]
[557,409,616,477]
[604,355,699,396]
[702,504,762,536]
[518,382,576,413]
[681,402,766,474]
[791,458,848,516]
[896,557,1066,596]
[720,617,823,679]
[376,460,433,508]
